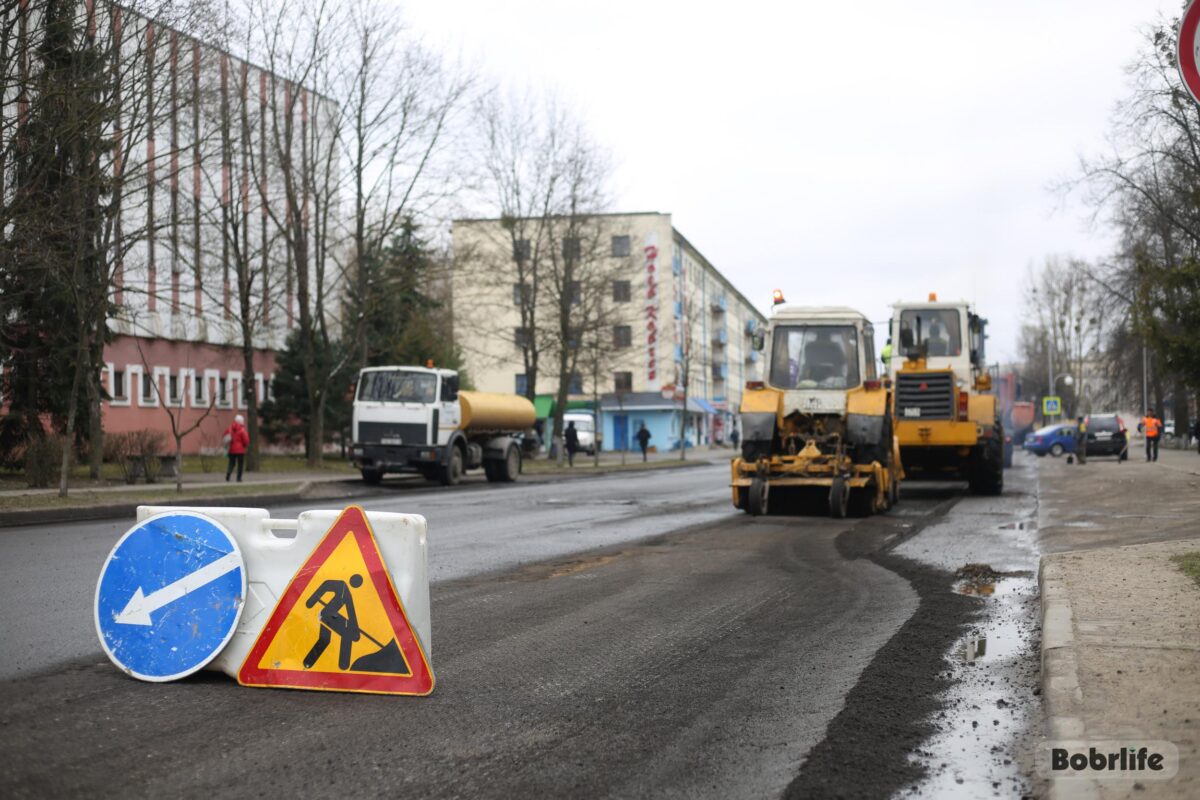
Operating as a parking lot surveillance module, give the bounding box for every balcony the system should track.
[712,328,728,346]
[711,363,728,381]
[745,351,760,364]
[745,319,758,336]
[711,294,727,313]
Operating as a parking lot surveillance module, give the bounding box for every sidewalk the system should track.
[1036,450,1200,799]
[0,466,353,499]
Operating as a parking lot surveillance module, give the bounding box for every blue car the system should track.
[1023,424,1077,457]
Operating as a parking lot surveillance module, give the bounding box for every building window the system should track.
[612,280,631,302]
[113,369,127,400]
[169,374,181,404]
[142,372,155,403]
[218,376,229,406]
[562,237,581,260]
[195,373,206,404]
[568,280,581,305]
[513,239,531,262]
[514,327,532,349]
[611,235,631,257]
[512,283,534,306]
[613,325,632,349]
[568,373,583,394]
[515,374,528,396]
[614,371,633,393]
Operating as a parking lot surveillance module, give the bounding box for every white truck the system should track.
[350,366,537,486]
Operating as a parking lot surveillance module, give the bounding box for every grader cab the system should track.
[731,303,902,518]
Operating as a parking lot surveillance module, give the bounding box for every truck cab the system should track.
[351,366,463,483]
[761,305,877,416]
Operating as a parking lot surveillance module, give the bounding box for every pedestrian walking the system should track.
[730,426,740,451]
[1192,419,1200,455]
[224,414,250,482]
[565,421,580,467]
[1075,415,1087,465]
[1138,410,1162,462]
[636,424,652,462]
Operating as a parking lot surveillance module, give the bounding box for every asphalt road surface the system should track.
[0,462,1016,798]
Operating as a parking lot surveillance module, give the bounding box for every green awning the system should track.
[565,399,597,412]
[533,395,555,419]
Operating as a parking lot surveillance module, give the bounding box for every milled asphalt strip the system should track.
[783,488,978,799]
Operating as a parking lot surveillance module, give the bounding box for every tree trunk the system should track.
[680,381,688,461]
[86,363,103,480]
[241,337,260,472]
[59,332,87,497]
[1174,379,1189,447]
[312,389,327,469]
[175,433,184,493]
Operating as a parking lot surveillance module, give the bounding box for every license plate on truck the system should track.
[381,437,403,445]
[904,408,921,418]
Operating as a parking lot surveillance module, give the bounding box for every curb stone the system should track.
[0,481,313,529]
[1039,556,1099,800]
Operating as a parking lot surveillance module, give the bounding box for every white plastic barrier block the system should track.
[122,505,432,694]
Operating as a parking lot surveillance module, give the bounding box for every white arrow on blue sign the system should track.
[94,511,246,682]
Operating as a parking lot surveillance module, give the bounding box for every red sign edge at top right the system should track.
[1178,1,1200,104]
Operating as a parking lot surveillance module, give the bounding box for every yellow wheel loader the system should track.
[886,295,1003,495]
[730,303,902,518]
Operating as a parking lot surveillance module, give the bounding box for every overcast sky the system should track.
[403,0,1183,363]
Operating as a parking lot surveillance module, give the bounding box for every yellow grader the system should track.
[730,301,902,518]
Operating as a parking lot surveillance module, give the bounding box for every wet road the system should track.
[0,464,733,679]
[0,462,1044,798]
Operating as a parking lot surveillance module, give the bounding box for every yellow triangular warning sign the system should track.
[237,506,434,695]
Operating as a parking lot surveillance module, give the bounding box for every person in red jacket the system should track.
[224,414,250,482]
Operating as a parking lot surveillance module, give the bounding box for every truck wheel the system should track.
[439,447,463,486]
[361,468,383,486]
[829,475,848,519]
[498,445,520,482]
[969,436,1004,496]
[747,478,768,516]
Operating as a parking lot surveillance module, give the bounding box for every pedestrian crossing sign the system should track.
[237,506,434,695]
[1043,396,1062,415]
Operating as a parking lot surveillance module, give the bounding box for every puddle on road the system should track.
[997,520,1037,531]
[903,575,1041,798]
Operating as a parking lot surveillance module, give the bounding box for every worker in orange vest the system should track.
[1138,411,1162,462]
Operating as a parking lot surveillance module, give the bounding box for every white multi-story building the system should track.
[2,1,338,452]
[452,212,765,451]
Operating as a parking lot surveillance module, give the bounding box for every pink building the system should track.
[100,336,278,454]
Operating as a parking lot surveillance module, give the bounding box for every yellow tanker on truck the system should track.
[350,366,536,486]
[887,295,1003,494]
[731,301,902,518]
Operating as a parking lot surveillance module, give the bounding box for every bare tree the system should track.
[339,0,472,368]
[135,340,217,493]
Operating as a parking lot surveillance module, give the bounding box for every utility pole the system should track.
[1047,334,1055,424]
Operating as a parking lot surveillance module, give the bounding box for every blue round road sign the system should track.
[94,511,246,682]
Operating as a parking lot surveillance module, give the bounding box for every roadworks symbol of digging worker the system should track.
[238,506,434,696]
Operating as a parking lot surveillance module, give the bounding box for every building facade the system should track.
[451,212,766,451]
[2,1,338,453]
